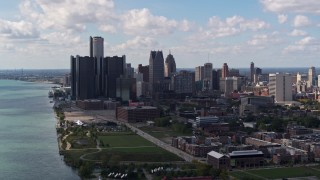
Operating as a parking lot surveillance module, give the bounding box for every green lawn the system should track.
[84,147,182,162]
[98,134,154,147]
[230,166,320,179]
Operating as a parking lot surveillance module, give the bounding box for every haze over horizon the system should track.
[0,0,319,69]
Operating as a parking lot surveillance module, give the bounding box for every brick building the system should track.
[207,151,230,169]
[116,106,160,123]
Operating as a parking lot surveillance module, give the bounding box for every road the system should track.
[93,112,199,162]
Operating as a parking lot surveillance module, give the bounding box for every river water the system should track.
[0,80,79,180]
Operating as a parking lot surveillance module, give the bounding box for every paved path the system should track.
[80,140,102,161]
[82,111,200,162]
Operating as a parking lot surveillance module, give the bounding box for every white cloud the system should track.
[289,29,307,36]
[277,14,288,24]
[40,31,81,46]
[296,36,315,45]
[121,8,191,35]
[293,15,311,27]
[247,32,281,46]
[261,0,320,14]
[196,16,270,39]
[283,36,319,53]
[0,19,38,39]
[99,25,116,33]
[19,0,115,32]
[114,36,159,51]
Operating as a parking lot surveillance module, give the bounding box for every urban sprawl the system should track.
[43,36,320,179]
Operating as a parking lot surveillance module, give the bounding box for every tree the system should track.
[78,162,93,178]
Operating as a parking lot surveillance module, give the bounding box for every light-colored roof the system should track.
[229,150,263,157]
[207,151,224,159]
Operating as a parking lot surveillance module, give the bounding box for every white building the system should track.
[269,73,292,102]
[308,66,316,87]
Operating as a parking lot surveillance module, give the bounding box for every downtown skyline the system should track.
[0,0,320,69]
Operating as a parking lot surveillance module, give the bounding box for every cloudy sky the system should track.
[0,0,319,69]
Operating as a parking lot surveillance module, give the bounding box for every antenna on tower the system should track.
[169,49,171,55]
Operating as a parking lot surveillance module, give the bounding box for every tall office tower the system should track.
[90,36,104,96]
[70,56,77,100]
[149,51,164,95]
[164,52,176,77]
[222,63,229,78]
[104,56,126,98]
[172,70,195,94]
[195,66,204,82]
[229,68,240,77]
[212,69,220,90]
[220,77,245,97]
[308,66,316,87]
[255,67,262,75]
[70,55,95,100]
[268,73,292,102]
[250,62,254,83]
[203,63,213,90]
[138,64,149,82]
[318,75,320,87]
[126,63,134,78]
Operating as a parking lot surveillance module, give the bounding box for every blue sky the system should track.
[0,0,319,69]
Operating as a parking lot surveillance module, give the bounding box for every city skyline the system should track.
[0,0,320,69]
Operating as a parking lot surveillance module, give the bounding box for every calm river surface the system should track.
[0,80,79,180]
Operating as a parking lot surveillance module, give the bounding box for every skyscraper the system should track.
[203,63,213,90]
[70,55,95,100]
[138,64,149,82]
[90,36,104,96]
[195,66,204,82]
[104,55,126,98]
[164,52,176,77]
[149,51,164,95]
[222,63,229,78]
[269,73,292,102]
[308,66,316,87]
[250,62,254,83]
[172,71,195,94]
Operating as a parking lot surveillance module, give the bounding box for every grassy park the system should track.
[230,166,320,179]
[61,129,183,168]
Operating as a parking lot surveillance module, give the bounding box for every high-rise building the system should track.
[164,52,176,77]
[250,62,254,83]
[268,73,292,102]
[70,55,95,100]
[126,63,134,78]
[229,68,240,77]
[308,66,316,87]
[116,77,136,101]
[203,63,213,91]
[149,51,164,95]
[212,69,220,90]
[172,70,195,94]
[220,77,245,97]
[195,66,204,82]
[104,56,126,98]
[90,36,104,96]
[222,63,229,78]
[138,64,149,82]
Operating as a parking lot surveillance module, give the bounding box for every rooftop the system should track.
[229,150,263,156]
[207,151,225,159]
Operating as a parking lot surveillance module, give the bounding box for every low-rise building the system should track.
[116,106,160,123]
[207,151,230,169]
[229,150,264,169]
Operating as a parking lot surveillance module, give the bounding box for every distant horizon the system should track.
[0,66,318,71]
